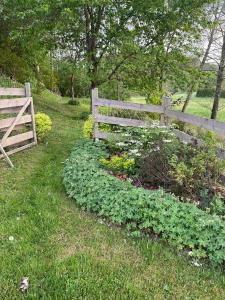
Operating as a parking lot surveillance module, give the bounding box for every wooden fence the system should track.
[92,88,225,158]
[0,83,37,167]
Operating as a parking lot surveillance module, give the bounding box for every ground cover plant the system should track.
[64,139,225,264]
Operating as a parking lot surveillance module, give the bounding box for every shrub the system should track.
[83,114,111,138]
[196,89,225,98]
[68,98,80,106]
[83,115,94,138]
[169,142,225,201]
[80,111,89,120]
[111,126,225,202]
[64,140,225,264]
[35,112,52,141]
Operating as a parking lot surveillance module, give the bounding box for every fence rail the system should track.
[92,88,225,159]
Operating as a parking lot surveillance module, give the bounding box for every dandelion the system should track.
[8,236,14,241]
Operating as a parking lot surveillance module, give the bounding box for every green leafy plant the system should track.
[35,112,52,141]
[210,193,225,217]
[169,142,225,200]
[100,154,135,174]
[64,140,225,264]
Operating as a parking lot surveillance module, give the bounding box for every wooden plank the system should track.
[3,131,34,147]
[95,114,152,128]
[0,88,25,96]
[164,96,171,128]
[0,142,36,159]
[95,131,118,140]
[168,110,225,136]
[0,144,14,167]
[96,98,164,113]
[173,129,203,146]
[1,98,31,146]
[30,98,37,144]
[0,97,29,109]
[0,115,32,130]
[0,107,21,114]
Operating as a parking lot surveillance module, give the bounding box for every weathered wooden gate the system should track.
[0,83,37,167]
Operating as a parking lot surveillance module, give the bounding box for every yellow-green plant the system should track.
[100,154,135,173]
[83,115,93,138]
[35,112,52,141]
[83,114,111,138]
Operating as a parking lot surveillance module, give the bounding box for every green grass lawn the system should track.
[172,93,225,122]
[2,91,225,299]
[131,93,225,122]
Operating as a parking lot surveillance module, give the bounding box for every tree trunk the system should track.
[71,73,75,100]
[35,64,42,94]
[182,83,194,112]
[211,33,225,119]
[182,26,216,112]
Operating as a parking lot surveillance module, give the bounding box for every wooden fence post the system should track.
[160,98,165,126]
[25,82,31,97]
[25,82,37,144]
[91,88,99,142]
[162,96,171,128]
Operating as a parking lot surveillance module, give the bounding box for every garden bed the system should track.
[64,139,225,264]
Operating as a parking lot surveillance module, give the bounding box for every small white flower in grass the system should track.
[192,260,202,267]
[19,277,29,293]
[9,236,14,241]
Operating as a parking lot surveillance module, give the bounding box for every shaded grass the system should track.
[1,91,225,299]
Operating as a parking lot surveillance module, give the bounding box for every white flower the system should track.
[152,146,160,151]
[192,260,202,267]
[9,236,14,241]
[129,149,139,154]
[163,139,172,143]
[116,142,126,147]
[130,140,138,143]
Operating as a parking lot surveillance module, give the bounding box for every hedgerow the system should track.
[64,139,225,264]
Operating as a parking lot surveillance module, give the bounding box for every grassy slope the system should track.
[1,92,225,299]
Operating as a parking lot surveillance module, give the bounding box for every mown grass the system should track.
[131,93,225,122]
[1,91,225,299]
